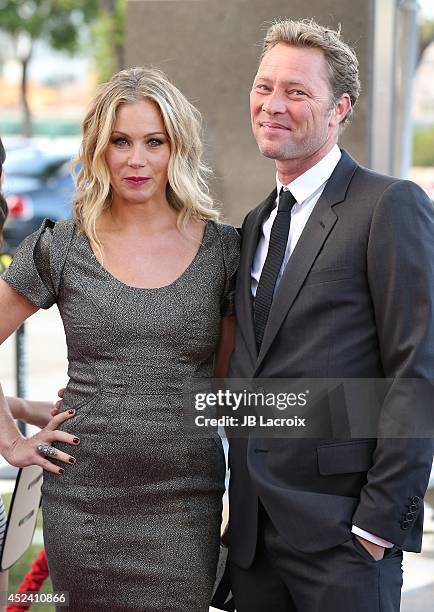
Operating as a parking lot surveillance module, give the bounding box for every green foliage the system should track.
[0,0,99,53]
[0,1,100,135]
[413,126,434,166]
[419,19,434,64]
[91,0,126,83]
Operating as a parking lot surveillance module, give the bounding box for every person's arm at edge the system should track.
[6,397,55,429]
[0,278,38,455]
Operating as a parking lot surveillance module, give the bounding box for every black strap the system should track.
[254,188,296,348]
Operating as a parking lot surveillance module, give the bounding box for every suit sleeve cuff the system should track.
[352,525,394,548]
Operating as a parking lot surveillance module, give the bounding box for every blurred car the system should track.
[2,146,77,253]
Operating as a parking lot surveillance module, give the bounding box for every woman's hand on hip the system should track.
[2,409,80,474]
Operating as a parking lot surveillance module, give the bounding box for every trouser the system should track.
[230,503,403,612]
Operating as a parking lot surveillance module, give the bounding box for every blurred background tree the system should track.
[418,18,434,63]
[92,0,127,83]
[0,0,99,136]
[413,126,434,166]
[413,17,434,167]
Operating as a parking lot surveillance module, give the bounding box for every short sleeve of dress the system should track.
[215,222,241,317]
[1,218,71,309]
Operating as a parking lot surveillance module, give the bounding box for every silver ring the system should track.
[36,443,58,458]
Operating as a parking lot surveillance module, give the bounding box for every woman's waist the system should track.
[65,361,213,399]
[62,382,189,404]
[64,372,213,402]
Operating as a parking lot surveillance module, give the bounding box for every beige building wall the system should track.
[126,0,373,225]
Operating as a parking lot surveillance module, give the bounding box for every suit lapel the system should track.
[254,150,359,373]
[238,189,276,362]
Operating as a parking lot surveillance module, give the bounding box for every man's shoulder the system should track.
[336,151,430,209]
[340,161,433,230]
[352,164,399,188]
[350,165,430,206]
[336,149,398,190]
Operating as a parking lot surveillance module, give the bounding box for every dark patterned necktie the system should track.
[254,188,297,348]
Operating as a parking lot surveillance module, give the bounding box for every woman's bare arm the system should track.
[6,397,55,429]
[0,279,38,453]
[0,279,78,473]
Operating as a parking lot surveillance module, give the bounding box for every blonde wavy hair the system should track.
[73,67,218,249]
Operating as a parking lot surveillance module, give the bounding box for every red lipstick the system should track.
[124,176,150,186]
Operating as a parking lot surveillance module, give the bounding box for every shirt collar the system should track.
[276,145,341,205]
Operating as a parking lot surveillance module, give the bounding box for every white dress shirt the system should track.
[251,145,341,297]
[251,144,393,549]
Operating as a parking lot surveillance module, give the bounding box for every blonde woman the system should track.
[0,69,239,611]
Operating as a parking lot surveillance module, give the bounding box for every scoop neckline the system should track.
[80,220,213,291]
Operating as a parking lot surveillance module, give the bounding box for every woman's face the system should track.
[105,100,171,208]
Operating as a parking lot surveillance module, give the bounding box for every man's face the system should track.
[250,44,343,164]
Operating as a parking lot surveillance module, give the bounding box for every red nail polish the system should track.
[69,457,76,464]
[73,438,80,444]
[59,468,65,474]
[68,409,75,415]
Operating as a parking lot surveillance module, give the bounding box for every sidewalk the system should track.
[401,505,434,612]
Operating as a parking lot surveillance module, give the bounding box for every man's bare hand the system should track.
[354,535,385,560]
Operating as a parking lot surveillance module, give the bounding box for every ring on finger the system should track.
[36,443,58,458]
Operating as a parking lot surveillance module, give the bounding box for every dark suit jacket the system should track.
[228,149,434,568]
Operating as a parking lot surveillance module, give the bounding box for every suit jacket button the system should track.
[410,496,420,504]
[406,512,414,521]
[401,520,410,530]
[409,504,418,513]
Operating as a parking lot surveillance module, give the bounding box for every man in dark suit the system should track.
[227,18,434,612]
